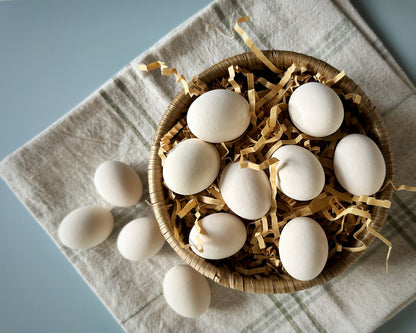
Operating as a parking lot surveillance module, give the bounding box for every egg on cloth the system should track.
[163,265,211,318]
[220,162,272,220]
[333,133,386,196]
[94,160,143,207]
[187,89,251,143]
[288,82,344,137]
[189,213,247,260]
[278,217,328,281]
[163,138,220,195]
[117,217,165,261]
[271,145,325,201]
[58,206,114,250]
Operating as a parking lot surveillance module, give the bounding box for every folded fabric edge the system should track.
[375,292,416,330]
[333,0,416,93]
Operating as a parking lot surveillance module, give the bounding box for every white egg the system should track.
[187,89,251,143]
[288,82,344,137]
[163,139,220,195]
[279,217,328,281]
[220,162,272,220]
[333,133,386,196]
[189,213,247,260]
[117,217,165,261]
[94,161,143,207]
[58,206,114,250]
[271,145,325,201]
[163,265,211,318]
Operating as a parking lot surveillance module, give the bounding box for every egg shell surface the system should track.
[58,206,114,250]
[220,162,272,220]
[279,217,328,281]
[333,133,386,196]
[163,139,220,195]
[288,82,344,137]
[187,89,251,143]
[94,160,143,207]
[117,217,165,261]
[189,212,247,260]
[271,145,325,201]
[163,265,211,318]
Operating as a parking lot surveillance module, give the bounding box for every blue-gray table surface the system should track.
[1,0,415,332]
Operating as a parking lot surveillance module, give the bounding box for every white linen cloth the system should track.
[1,0,416,332]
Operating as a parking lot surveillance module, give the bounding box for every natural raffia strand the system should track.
[148,51,394,294]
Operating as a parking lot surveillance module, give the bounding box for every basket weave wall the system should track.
[148,50,394,294]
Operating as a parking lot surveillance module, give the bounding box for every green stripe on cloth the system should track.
[319,21,356,60]
[212,3,248,51]
[99,89,151,150]
[267,294,303,333]
[382,92,414,116]
[240,303,280,333]
[243,287,323,332]
[113,77,158,130]
[393,193,416,222]
[229,0,274,50]
[291,293,326,333]
[121,293,163,324]
[305,18,349,57]
[388,215,416,252]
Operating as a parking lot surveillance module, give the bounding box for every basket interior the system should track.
[148,50,394,293]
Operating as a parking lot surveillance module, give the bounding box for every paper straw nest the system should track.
[147,49,394,293]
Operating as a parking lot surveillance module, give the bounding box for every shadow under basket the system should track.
[148,50,394,294]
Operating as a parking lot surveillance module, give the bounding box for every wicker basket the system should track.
[148,50,394,294]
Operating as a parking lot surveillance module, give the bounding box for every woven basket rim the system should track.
[148,50,394,294]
